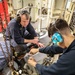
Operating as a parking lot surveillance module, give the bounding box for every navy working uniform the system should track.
[5,18,37,49]
[14,19,37,44]
[35,40,75,75]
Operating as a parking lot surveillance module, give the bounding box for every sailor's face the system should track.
[20,15,29,27]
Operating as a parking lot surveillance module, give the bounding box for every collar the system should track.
[63,39,75,53]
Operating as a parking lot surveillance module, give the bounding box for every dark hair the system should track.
[48,19,69,37]
[16,10,30,23]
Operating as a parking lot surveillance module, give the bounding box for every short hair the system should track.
[48,19,69,37]
[20,10,30,20]
[16,10,30,23]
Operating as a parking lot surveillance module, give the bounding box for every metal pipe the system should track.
[46,0,52,27]
[37,0,42,33]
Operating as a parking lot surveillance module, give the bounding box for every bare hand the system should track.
[29,48,39,54]
[37,42,44,47]
[31,38,39,44]
[28,57,37,67]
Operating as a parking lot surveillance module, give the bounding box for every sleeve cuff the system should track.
[39,47,45,53]
[35,64,43,75]
[21,38,24,43]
